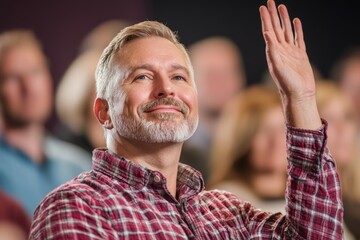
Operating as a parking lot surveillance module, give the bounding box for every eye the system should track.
[1,75,19,84]
[173,75,186,81]
[134,75,149,81]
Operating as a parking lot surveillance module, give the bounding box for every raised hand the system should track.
[259,0,321,129]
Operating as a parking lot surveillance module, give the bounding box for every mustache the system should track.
[139,98,189,115]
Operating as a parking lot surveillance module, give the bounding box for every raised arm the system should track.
[259,0,321,130]
[257,1,343,239]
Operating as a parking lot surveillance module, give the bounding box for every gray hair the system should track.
[95,20,194,103]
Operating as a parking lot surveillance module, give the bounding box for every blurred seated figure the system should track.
[316,79,360,240]
[208,85,287,213]
[0,30,91,216]
[0,190,31,240]
[182,36,246,182]
[330,46,360,119]
[55,19,130,153]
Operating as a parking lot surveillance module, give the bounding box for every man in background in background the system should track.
[182,36,246,182]
[0,30,91,216]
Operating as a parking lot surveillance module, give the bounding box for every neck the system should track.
[3,123,45,164]
[108,136,183,197]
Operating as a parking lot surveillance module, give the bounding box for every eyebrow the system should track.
[127,63,191,77]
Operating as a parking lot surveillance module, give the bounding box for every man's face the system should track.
[0,45,53,127]
[110,37,198,143]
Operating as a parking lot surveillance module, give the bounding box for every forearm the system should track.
[281,94,322,130]
[285,122,343,239]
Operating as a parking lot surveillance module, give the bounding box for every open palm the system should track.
[260,0,315,102]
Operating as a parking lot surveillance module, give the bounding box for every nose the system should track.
[20,73,38,96]
[153,75,175,98]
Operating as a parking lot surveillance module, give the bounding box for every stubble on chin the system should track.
[113,98,198,143]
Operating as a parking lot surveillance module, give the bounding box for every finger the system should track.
[293,18,306,50]
[267,0,285,42]
[259,5,276,41]
[278,4,294,44]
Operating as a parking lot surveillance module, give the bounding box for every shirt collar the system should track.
[92,148,205,197]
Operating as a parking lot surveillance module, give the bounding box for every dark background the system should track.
[1,0,360,129]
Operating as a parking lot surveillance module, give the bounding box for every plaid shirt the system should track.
[29,123,343,239]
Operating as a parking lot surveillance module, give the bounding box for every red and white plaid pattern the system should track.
[30,122,343,239]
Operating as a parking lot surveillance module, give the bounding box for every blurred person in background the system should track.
[182,36,246,182]
[187,36,246,149]
[55,19,130,153]
[208,85,287,214]
[316,79,360,240]
[0,190,31,240]
[0,30,91,216]
[330,46,360,119]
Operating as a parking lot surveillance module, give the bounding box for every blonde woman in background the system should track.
[208,85,287,214]
[316,79,360,240]
[55,20,130,152]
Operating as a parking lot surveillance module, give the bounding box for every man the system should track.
[181,36,246,182]
[186,36,245,150]
[30,1,343,239]
[0,30,92,216]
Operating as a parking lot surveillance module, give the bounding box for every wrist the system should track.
[281,96,322,130]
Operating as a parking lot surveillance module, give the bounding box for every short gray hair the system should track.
[95,20,194,102]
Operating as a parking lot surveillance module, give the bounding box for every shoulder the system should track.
[0,138,19,157]
[32,173,110,229]
[35,175,102,212]
[30,173,116,239]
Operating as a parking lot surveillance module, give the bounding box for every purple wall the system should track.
[1,0,152,87]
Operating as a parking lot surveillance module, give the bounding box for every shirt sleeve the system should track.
[240,120,344,239]
[284,120,343,239]
[29,187,117,240]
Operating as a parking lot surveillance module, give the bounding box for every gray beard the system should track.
[114,112,198,143]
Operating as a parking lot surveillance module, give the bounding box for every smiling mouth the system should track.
[144,105,182,113]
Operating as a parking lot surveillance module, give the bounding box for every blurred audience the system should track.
[182,36,246,182]
[55,19,130,153]
[0,30,91,216]
[316,79,360,240]
[0,190,31,240]
[330,46,360,119]
[208,85,287,213]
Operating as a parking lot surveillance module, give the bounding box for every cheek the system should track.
[121,88,147,117]
[343,124,358,146]
[180,87,198,114]
[1,84,21,106]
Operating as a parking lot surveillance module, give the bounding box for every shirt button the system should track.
[153,174,161,183]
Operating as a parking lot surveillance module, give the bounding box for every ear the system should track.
[94,98,113,129]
